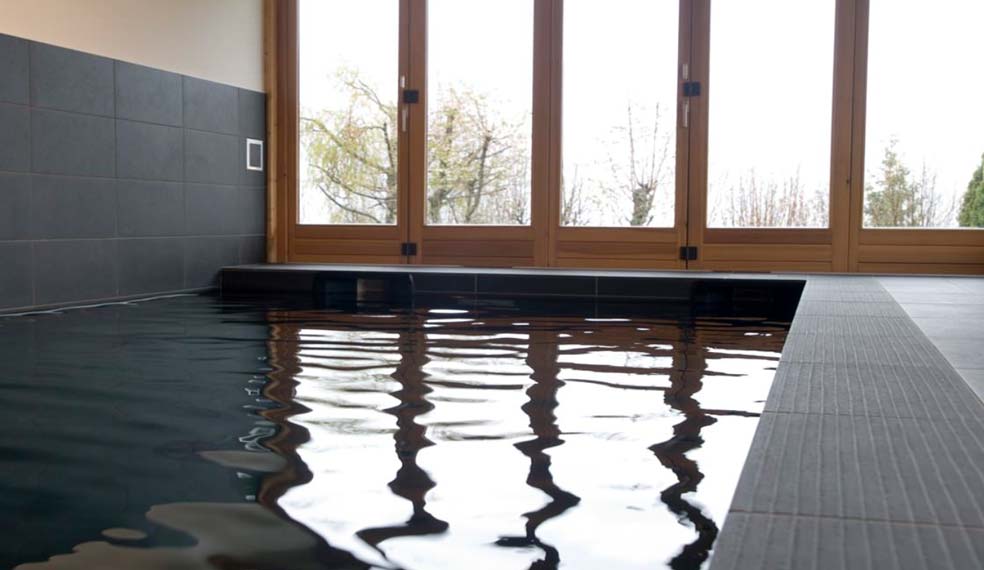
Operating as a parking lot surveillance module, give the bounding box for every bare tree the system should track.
[301,69,530,225]
[602,104,673,226]
[710,171,828,228]
[561,166,589,226]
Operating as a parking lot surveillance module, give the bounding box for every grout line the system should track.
[727,509,984,531]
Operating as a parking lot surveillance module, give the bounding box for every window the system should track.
[426,0,534,225]
[298,0,400,225]
[561,0,679,228]
[706,0,835,228]
[863,0,984,229]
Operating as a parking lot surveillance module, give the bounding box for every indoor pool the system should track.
[0,293,790,570]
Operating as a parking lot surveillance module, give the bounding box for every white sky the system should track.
[297,0,984,229]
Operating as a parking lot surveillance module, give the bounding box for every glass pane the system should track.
[427,0,534,225]
[706,1,834,228]
[562,0,678,227]
[864,0,984,228]
[298,0,399,225]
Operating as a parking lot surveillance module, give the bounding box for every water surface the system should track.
[0,294,788,569]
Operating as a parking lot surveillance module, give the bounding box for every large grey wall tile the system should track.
[118,238,184,295]
[238,187,266,235]
[183,76,238,134]
[116,120,183,181]
[184,130,238,185]
[117,180,184,237]
[34,240,117,305]
[0,243,33,309]
[0,103,30,172]
[0,34,29,104]
[239,236,266,264]
[0,173,31,240]
[30,42,114,116]
[185,184,239,235]
[184,237,240,288]
[238,89,265,138]
[115,61,182,126]
[30,175,117,239]
[31,109,115,177]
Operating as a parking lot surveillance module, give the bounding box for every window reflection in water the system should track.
[259,305,786,570]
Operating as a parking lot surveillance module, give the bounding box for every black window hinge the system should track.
[401,242,418,256]
[403,89,419,104]
[682,81,701,97]
[679,246,699,261]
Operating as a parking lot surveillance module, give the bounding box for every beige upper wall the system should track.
[0,0,264,91]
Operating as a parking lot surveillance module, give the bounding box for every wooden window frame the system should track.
[265,0,984,275]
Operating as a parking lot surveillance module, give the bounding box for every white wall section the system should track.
[0,0,264,91]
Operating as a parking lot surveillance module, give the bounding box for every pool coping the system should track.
[222,264,984,569]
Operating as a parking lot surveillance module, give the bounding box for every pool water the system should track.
[0,294,789,570]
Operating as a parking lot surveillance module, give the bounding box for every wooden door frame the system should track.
[404,0,544,268]
[265,0,983,274]
[547,0,690,271]
[847,0,984,274]
[269,0,410,265]
[686,0,856,274]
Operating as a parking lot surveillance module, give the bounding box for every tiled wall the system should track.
[0,33,266,312]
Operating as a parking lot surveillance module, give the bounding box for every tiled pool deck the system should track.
[220,265,983,569]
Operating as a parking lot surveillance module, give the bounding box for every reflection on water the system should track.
[0,295,788,570]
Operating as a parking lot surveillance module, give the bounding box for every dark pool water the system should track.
[0,294,789,570]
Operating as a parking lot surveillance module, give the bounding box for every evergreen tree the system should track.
[957,154,984,227]
[864,139,949,227]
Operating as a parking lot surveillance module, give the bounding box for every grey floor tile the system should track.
[932,338,984,370]
[956,368,984,402]
[911,317,984,340]
[780,331,950,368]
[794,299,909,318]
[710,512,984,570]
[879,277,968,294]
[890,292,984,305]
[948,278,984,294]
[0,34,29,104]
[30,42,114,116]
[765,362,983,420]
[788,314,923,337]
[730,412,984,527]
[900,303,984,319]
[115,61,182,127]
